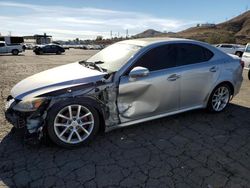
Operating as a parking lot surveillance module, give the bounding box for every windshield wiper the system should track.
[79,60,105,72]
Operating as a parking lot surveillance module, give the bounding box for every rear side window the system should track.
[221,45,233,48]
[130,44,177,72]
[0,43,5,47]
[176,44,214,66]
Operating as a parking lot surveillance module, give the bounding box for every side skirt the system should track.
[105,105,205,132]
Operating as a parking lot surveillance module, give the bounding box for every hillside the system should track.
[134,11,250,44]
[134,29,163,38]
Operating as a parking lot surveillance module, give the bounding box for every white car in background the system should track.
[215,44,245,57]
[0,41,25,55]
[242,43,250,80]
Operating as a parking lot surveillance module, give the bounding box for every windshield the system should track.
[245,45,250,53]
[86,43,142,72]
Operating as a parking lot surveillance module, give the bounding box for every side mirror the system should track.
[129,66,149,81]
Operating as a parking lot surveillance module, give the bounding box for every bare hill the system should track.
[134,11,250,44]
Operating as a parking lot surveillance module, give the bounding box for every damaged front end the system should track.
[5,75,121,145]
[5,96,50,144]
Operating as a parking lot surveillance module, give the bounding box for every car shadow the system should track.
[0,103,250,187]
[33,53,65,56]
[0,54,25,56]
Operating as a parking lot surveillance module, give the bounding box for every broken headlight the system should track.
[13,98,46,112]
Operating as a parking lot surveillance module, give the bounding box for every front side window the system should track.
[129,44,177,72]
[175,43,214,66]
[0,43,5,47]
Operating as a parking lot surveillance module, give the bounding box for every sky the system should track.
[0,0,250,40]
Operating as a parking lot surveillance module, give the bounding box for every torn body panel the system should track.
[117,69,179,123]
[42,75,120,130]
[5,72,121,145]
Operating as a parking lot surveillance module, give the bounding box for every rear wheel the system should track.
[207,84,231,112]
[12,49,19,55]
[235,51,242,57]
[56,51,62,55]
[248,70,250,80]
[47,101,100,148]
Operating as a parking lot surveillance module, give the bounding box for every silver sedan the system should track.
[5,38,243,148]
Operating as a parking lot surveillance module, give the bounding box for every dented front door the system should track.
[117,69,180,123]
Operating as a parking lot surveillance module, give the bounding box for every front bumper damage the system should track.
[5,96,48,145]
[5,81,121,145]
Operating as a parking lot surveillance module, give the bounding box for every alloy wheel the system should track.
[53,105,94,144]
[211,86,230,112]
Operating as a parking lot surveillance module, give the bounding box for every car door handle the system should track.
[209,66,217,72]
[167,74,181,81]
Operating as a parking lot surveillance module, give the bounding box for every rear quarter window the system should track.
[176,43,214,66]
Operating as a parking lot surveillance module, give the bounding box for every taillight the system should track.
[240,60,245,68]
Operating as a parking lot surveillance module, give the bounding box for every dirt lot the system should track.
[0,49,250,188]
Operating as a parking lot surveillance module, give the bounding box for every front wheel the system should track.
[207,84,231,112]
[248,70,250,80]
[46,101,100,148]
[12,49,19,55]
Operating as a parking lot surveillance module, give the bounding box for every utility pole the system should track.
[126,29,129,38]
[110,30,113,39]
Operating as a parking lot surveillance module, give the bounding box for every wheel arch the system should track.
[46,96,106,132]
[235,51,243,57]
[215,81,234,96]
[207,81,235,104]
[12,49,19,53]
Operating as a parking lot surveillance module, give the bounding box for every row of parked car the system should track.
[62,44,105,50]
[0,42,105,56]
[0,42,65,55]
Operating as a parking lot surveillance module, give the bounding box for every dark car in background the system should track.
[33,44,65,55]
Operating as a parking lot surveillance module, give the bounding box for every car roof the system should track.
[118,37,192,47]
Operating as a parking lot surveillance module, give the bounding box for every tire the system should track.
[235,51,242,57]
[46,100,100,148]
[56,51,62,55]
[39,50,43,55]
[248,70,250,80]
[207,84,232,113]
[12,49,19,55]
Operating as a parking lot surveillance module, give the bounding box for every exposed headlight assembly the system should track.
[13,98,46,112]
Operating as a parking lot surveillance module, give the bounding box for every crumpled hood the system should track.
[11,62,106,100]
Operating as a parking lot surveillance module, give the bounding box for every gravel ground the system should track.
[0,49,250,188]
